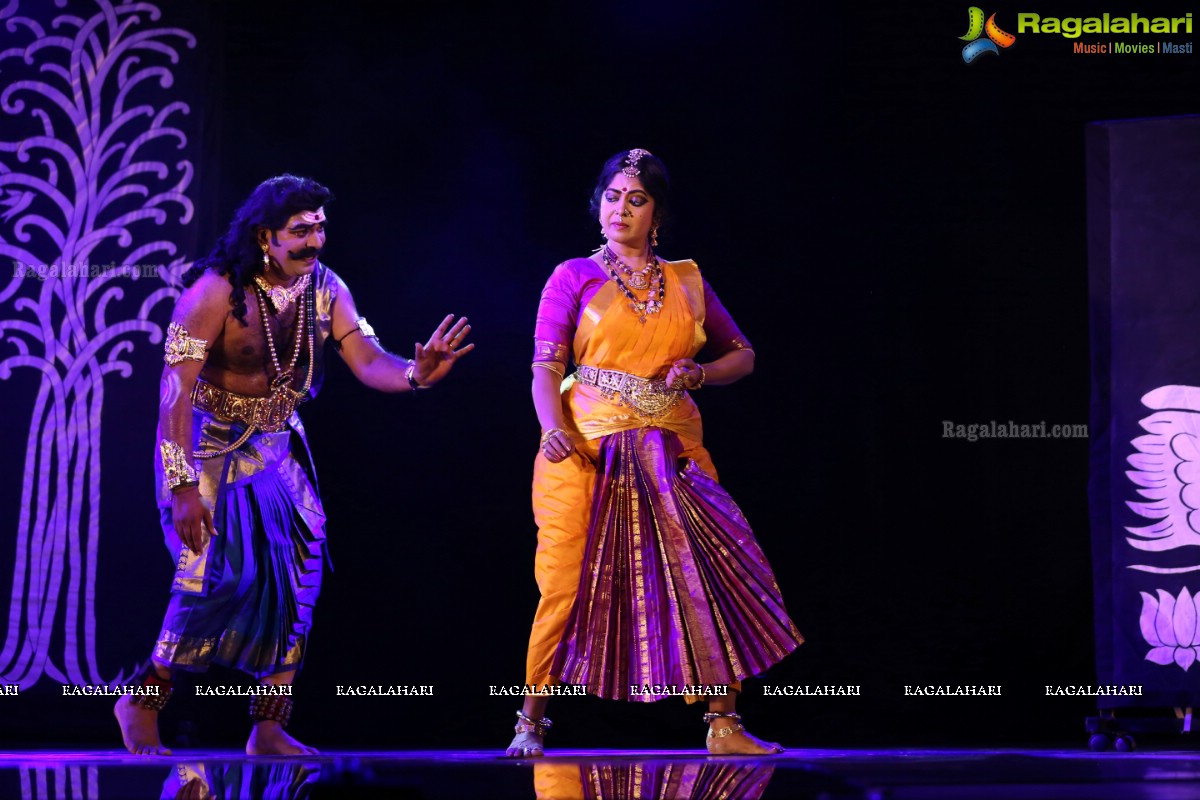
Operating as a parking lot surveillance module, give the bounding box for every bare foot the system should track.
[504,729,545,758]
[706,724,784,755]
[115,695,172,755]
[246,721,319,756]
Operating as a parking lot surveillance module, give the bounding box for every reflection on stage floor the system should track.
[3,748,1200,799]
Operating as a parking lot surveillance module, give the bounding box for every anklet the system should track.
[515,710,553,737]
[130,667,174,712]
[707,723,747,739]
[704,712,745,740]
[249,691,293,727]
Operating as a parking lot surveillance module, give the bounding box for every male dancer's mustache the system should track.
[288,247,321,260]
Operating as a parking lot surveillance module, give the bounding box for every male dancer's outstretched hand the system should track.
[412,314,474,387]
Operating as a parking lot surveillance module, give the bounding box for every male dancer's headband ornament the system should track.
[622,148,652,178]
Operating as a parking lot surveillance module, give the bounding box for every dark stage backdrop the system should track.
[0,0,1196,749]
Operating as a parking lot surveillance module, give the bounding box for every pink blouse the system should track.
[532,257,753,369]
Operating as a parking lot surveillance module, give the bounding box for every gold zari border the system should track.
[533,339,569,363]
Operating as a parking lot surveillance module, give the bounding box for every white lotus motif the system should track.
[1126,387,1200,556]
[1140,588,1200,670]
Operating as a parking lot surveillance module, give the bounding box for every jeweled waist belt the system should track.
[574,364,683,418]
[190,378,305,458]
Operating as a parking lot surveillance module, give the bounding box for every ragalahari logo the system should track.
[960,7,1017,62]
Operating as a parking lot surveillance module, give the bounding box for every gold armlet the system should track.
[164,322,208,366]
[355,317,378,339]
[160,439,198,492]
[334,317,380,351]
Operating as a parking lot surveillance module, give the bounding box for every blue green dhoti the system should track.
[152,409,326,678]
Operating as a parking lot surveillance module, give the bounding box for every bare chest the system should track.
[210,294,308,385]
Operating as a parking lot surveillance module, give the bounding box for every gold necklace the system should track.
[254,273,310,314]
[604,245,652,289]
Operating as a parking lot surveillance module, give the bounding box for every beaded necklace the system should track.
[191,282,315,461]
[601,245,664,323]
[255,283,313,393]
[604,245,654,290]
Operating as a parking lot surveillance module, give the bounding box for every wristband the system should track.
[405,362,427,391]
[160,439,198,493]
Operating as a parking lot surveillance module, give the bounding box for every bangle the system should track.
[540,427,567,446]
[693,364,706,389]
[160,439,198,493]
[405,362,427,391]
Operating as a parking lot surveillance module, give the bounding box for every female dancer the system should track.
[507,149,802,757]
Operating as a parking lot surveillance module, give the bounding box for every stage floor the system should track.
[3,748,1200,799]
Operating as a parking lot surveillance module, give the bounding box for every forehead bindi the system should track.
[605,179,648,197]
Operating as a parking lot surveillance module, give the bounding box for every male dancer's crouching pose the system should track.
[116,174,472,755]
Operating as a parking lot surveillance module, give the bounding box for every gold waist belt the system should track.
[191,378,303,435]
[574,364,683,418]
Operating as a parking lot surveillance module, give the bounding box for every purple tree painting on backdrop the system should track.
[0,0,195,688]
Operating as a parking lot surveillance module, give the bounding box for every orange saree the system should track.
[525,256,801,700]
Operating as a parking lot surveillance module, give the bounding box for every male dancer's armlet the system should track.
[164,322,208,365]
